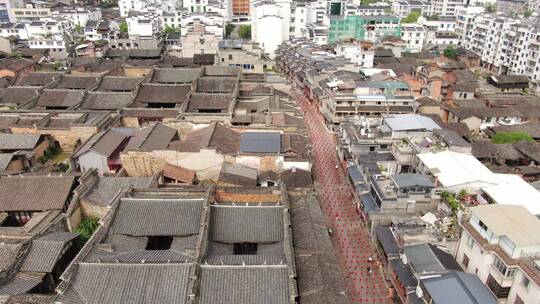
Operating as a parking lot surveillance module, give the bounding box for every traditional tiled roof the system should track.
[169,123,240,154]
[57,263,193,304]
[199,266,290,304]
[0,244,22,272]
[186,93,233,112]
[80,92,133,110]
[0,176,75,212]
[54,75,100,90]
[0,272,44,295]
[134,84,190,105]
[84,176,154,206]
[20,232,78,273]
[0,133,42,150]
[74,129,128,158]
[35,89,84,109]
[0,87,40,106]
[162,163,196,184]
[196,77,236,93]
[111,198,204,236]
[209,205,284,243]
[125,123,177,151]
[98,76,144,92]
[151,68,200,84]
[96,250,191,263]
[204,255,285,265]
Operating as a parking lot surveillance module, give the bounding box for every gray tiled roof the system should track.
[209,206,284,243]
[0,244,22,272]
[205,255,285,265]
[97,250,192,263]
[125,123,177,151]
[84,176,154,206]
[199,266,290,304]
[0,133,41,150]
[0,153,14,171]
[58,263,193,304]
[111,198,204,236]
[0,176,75,212]
[0,272,44,295]
[20,232,78,273]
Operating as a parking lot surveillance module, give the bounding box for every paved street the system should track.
[290,88,392,303]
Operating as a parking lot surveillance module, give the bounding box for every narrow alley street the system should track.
[290,88,392,303]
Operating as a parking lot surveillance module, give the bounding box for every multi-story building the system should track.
[161,10,182,29]
[119,0,145,17]
[335,40,375,67]
[456,10,540,93]
[0,0,14,23]
[251,0,291,58]
[432,0,464,16]
[0,22,28,40]
[27,20,70,59]
[232,0,250,16]
[456,204,540,304]
[401,24,426,53]
[125,13,163,48]
[391,0,434,18]
[53,7,102,27]
[328,15,401,44]
[11,5,51,22]
[183,0,208,13]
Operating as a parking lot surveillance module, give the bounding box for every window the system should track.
[486,274,511,298]
[522,276,530,289]
[466,235,474,248]
[228,54,233,60]
[494,256,516,278]
[462,254,470,268]
[478,220,488,231]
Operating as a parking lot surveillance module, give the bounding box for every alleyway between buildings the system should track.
[290,88,392,303]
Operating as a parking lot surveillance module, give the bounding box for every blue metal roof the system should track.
[240,132,281,153]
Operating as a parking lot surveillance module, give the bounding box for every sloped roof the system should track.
[162,163,196,184]
[0,272,44,295]
[240,132,281,153]
[384,114,441,132]
[54,75,100,90]
[199,266,290,304]
[0,133,42,150]
[0,176,75,212]
[197,77,236,93]
[84,176,154,206]
[280,168,312,188]
[20,232,78,273]
[98,76,144,92]
[169,123,240,154]
[186,93,233,112]
[58,263,193,304]
[0,153,14,171]
[134,84,191,105]
[111,198,204,236]
[151,68,200,84]
[36,89,84,109]
[80,92,134,110]
[0,87,40,106]
[15,72,61,87]
[125,123,177,151]
[219,163,258,187]
[74,129,128,158]
[421,271,497,304]
[209,205,284,243]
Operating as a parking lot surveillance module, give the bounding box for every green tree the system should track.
[119,21,128,33]
[225,23,235,39]
[485,3,497,13]
[524,9,533,17]
[75,216,99,246]
[238,24,251,40]
[491,131,534,144]
[401,11,421,23]
[443,46,458,58]
[74,24,83,34]
[164,25,179,34]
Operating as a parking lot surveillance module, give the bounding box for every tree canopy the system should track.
[401,11,421,23]
[119,22,128,33]
[238,24,251,40]
[164,25,179,35]
[225,23,235,39]
[491,131,534,144]
[443,46,458,58]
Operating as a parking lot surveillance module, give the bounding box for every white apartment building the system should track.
[455,204,540,304]
[291,2,309,39]
[456,10,540,93]
[183,0,208,13]
[119,0,145,17]
[0,22,28,40]
[251,0,292,59]
[53,7,102,27]
[335,40,375,67]
[401,24,426,53]
[180,13,224,38]
[27,20,70,59]
[161,11,182,29]
[11,6,51,22]
[418,16,458,46]
[126,13,162,39]
[432,0,464,16]
[392,0,434,18]
[455,5,485,48]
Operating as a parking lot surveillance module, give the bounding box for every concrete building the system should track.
[335,40,375,68]
[432,0,464,16]
[119,0,145,17]
[328,15,401,44]
[251,0,292,59]
[401,24,426,53]
[391,0,434,18]
[27,20,70,59]
[455,204,540,304]
[219,39,273,73]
